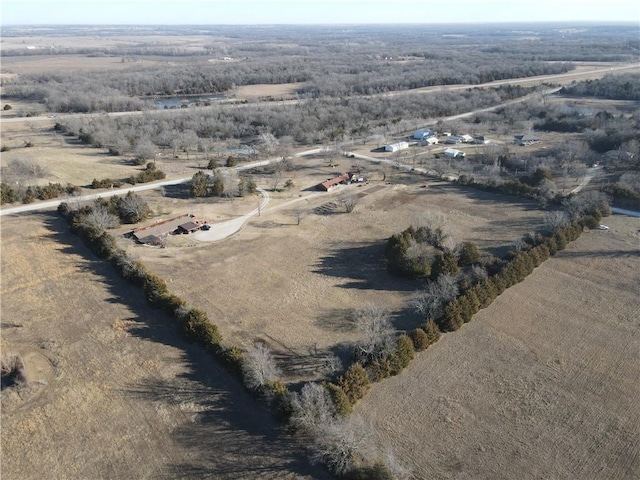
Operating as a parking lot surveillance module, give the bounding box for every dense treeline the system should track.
[3,52,564,113]
[57,85,536,150]
[0,182,80,205]
[57,200,246,376]
[561,73,640,101]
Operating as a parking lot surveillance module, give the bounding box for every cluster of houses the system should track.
[383,129,490,153]
[132,214,208,245]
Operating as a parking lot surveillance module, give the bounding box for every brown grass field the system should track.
[0,122,136,186]
[354,213,640,479]
[121,161,547,383]
[0,213,326,479]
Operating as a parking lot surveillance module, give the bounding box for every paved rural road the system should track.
[0,148,323,217]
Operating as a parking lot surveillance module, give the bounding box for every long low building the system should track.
[132,214,201,244]
[384,141,409,152]
[317,173,351,191]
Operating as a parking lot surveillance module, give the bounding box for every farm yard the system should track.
[354,213,640,479]
[120,168,548,383]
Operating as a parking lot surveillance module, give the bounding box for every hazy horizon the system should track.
[2,1,639,26]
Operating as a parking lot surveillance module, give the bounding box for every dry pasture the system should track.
[0,213,326,479]
[355,213,640,480]
[0,121,145,187]
[122,162,546,383]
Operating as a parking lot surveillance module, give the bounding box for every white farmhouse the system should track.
[385,141,409,152]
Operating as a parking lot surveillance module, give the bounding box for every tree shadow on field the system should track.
[314,307,357,333]
[160,182,192,199]
[39,212,329,480]
[433,182,542,212]
[313,240,417,292]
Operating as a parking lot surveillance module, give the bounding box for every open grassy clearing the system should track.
[354,213,640,480]
[0,55,169,74]
[0,213,325,480]
[120,158,546,383]
[233,82,302,100]
[0,121,147,187]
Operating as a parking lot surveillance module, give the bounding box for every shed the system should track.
[422,137,439,145]
[516,134,540,146]
[444,148,465,158]
[384,141,409,152]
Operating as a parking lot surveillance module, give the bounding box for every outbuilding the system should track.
[384,141,410,152]
[516,134,541,146]
[413,129,435,140]
[422,137,439,145]
[444,148,465,158]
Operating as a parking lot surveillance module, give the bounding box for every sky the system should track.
[1,0,639,25]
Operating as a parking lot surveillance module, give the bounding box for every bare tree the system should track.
[309,417,365,476]
[10,158,50,181]
[80,203,120,234]
[118,192,151,224]
[544,210,570,233]
[411,274,459,319]
[353,303,395,364]
[290,382,336,434]
[257,132,279,157]
[242,342,281,391]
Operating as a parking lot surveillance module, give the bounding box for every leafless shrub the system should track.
[321,354,343,375]
[80,203,120,233]
[544,210,570,233]
[290,382,336,434]
[469,264,488,283]
[309,416,365,476]
[619,172,640,193]
[411,273,459,319]
[353,303,395,364]
[242,342,281,391]
[10,158,50,179]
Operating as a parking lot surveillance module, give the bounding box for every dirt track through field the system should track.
[355,214,640,480]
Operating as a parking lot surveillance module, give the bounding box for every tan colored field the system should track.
[123,164,546,382]
[233,83,302,100]
[355,213,640,480]
[0,213,325,479]
[0,122,145,186]
[0,55,166,74]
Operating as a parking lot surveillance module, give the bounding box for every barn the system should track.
[413,129,435,140]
